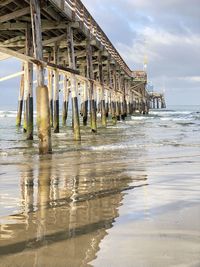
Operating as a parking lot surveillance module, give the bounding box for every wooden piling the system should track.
[111,91,117,124]
[62,75,69,126]
[16,65,24,127]
[53,44,59,133]
[30,0,52,154]
[67,24,81,140]
[25,27,33,140]
[47,69,53,127]
[110,65,117,124]
[121,95,126,120]
[116,94,121,121]
[24,61,33,139]
[86,40,97,132]
[105,90,109,117]
[153,98,156,109]
[82,81,88,126]
[98,51,107,127]
[36,85,52,154]
[157,97,159,109]
[100,86,107,126]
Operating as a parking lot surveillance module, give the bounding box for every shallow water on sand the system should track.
[0,106,200,267]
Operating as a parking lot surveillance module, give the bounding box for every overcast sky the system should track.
[82,0,200,105]
[0,0,199,108]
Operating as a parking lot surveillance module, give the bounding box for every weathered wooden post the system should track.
[110,64,117,124]
[106,58,112,117]
[111,90,117,124]
[62,75,69,126]
[82,81,88,126]
[126,92,130,115]
[105,90,109,117]
[67,24,81,140]
[114,68,119,120]
[30,0,52,154]
[16,65,24,127]
[116,93,121,121]
[98,51,106,127]
[161,97,165,109]
[153,98,156,109]
[53,43,59,133]
[86,39,97,132]
[157,97,159,109]
[47,68,53,127]
[128,82,133,115]
[25,26,33,140]
[121,76,127,120]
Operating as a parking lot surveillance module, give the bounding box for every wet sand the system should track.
[0,108,200,266]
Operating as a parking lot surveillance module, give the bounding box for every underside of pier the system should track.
[0,0,150,153]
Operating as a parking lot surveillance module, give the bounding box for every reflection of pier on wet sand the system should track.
[0,153,148,267]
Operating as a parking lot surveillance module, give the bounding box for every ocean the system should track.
[0,105,200,267]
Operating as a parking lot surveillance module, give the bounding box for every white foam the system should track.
[150,111,192,116]
[131,116,149,121]
[160,118,171,121]
[88,143,138,151]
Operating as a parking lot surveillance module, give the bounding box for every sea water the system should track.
[0,106,200,267]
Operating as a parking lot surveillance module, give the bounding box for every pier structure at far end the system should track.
[0,0,150,154]
[149,92,166,109]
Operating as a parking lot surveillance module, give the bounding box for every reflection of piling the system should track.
[37,157,52,241]
[20,164,34,214]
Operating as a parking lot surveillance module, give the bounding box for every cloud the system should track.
[0,0,199,106]
[82,0,200,105]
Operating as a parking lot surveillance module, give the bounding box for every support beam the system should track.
[0,21,69,31]
[0,7,30,23]
[0,47,79,75]
[0,0,13,6]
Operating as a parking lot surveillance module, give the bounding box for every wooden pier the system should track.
[149,92,166,109]
[0,0,156,153]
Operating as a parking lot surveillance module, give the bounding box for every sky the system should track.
[0,0,199,108]
[81,0,200,105]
